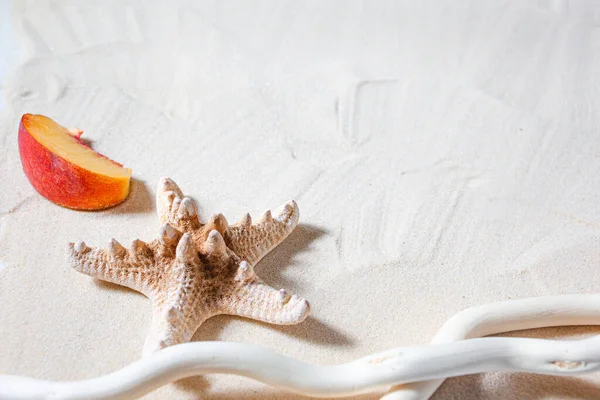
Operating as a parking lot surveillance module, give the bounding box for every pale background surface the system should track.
[1,1,600,399]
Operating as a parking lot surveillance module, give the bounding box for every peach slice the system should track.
[18,114,132,210]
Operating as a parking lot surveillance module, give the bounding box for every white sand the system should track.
[2,1,600,399]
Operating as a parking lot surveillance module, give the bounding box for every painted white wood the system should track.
[384,294,600,399]
[2,294,600,400]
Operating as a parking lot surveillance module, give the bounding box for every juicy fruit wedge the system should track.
[18,114,132,210]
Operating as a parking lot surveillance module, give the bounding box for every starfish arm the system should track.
[67,240,159,297]
[224,271,310,325]
[140,232,215,354]
[156,177,200,231]
[142,303,212,355]
[224,200,299,266]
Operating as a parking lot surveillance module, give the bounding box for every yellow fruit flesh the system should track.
[23,114,131,178]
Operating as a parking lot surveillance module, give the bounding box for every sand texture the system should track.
[2,1,600,399]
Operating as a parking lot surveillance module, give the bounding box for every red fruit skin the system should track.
[18,117,130,210]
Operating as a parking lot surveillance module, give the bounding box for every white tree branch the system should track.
[382,294,600,400]
[3,295,600,400]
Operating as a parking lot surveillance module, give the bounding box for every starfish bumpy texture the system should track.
[68,178,310,355]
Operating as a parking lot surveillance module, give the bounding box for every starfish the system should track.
[68,178,310,355]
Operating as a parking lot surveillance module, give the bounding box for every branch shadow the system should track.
[110,178,154,214]
[175,375,211,397]
[434,373,600,400]
[499,324,600,339]
[210,390,380,399]
[432,325,600,399]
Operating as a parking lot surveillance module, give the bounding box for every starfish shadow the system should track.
[258,315,355,346]
[192,314,353,347]
[188,222,351,346]
[257,223,326,290]
[255,224,355,345]
[93,278,141,295]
